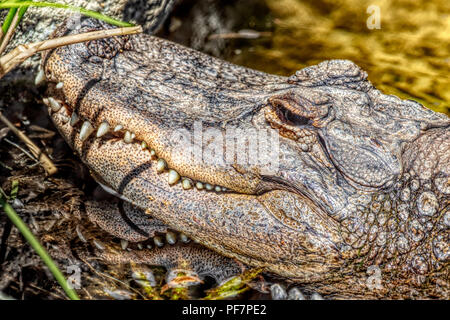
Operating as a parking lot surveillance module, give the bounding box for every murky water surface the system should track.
[225,0,449,116]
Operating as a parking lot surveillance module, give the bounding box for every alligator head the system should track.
[41,18,449,287]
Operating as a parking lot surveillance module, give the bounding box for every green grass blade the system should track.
[1,0,28,49]
[0,1,133,27]
[0,193,80,300]
[1,7,18,34]
[1,0,27,34]
[10,179,18,199]
[17,2,28,21]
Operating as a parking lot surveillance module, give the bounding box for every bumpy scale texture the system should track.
[41,18,449,298]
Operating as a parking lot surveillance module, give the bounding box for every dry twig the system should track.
[0,112,57,175]
[0,25,142,78]
[0,10,20,55]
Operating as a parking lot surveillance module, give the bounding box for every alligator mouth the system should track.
[43,84,233,195]
[43,85,334,225]
[38,65,347,281]
[42,77,335,224]
[45,95,344,274]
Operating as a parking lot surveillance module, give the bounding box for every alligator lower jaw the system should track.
[47,100,343,280]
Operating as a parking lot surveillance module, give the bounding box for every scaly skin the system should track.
[41,18,449,297]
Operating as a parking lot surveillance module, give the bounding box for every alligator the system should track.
[39,17,449,299]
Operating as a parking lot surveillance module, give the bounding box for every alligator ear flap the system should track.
[322,120,402,189]
[289,60,372,92]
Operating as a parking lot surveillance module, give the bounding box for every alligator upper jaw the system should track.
[44,76,341,218]
[47,102,343,280]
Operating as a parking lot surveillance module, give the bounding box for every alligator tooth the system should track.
[124,131,135,143]
[195,182,204,190]
[141,141,147,150]
[182,179,193,190]
[270,284,287,300]
[137,243,143,250]
[131,268,156,286]
[120,239,128,250]
[156,159,167,173]
[93,239,105,250]
[34,67,46,85]
[70,112,79,126]
[311,293,324,300]
[205,183,213,191]
[168,169,180,185]
[146,244,152,249]
[79,121,94,141]
[179,233,190,243]
[153,236,164,247]
[288,288,306,300]
[55,82,64,89]
[114,124,123,132]
[96,121,110,137]
[214,186,221,192]
[150,149,157,159]
[166,231,177,245]
[48,97,61,112]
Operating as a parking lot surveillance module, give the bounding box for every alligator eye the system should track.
[282,108,309,126]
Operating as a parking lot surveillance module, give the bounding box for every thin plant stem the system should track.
[0,0,28,46]
[0,25,142,78]
[0,10,20,55]
[0,193,80,300]
[0,1,134,27]
[1,7,18,34]
[0,112,57,175]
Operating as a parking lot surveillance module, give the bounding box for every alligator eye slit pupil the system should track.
[275,105,286,122]
[280,108,309,126]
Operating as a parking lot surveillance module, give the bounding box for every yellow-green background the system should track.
[231,0,449,115]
